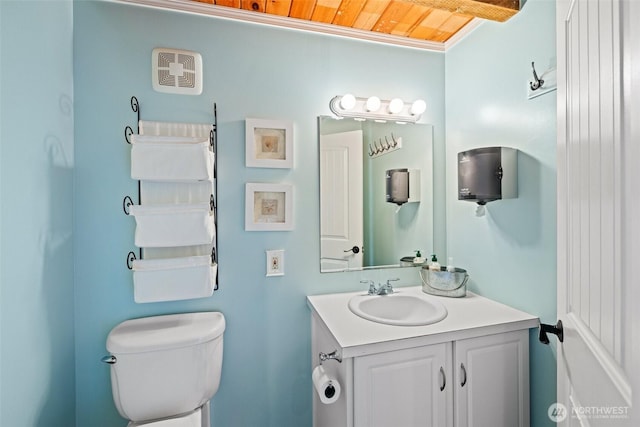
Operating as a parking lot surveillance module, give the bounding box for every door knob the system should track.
[344,246,360,254]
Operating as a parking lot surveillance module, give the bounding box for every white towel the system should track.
[137,120,215,206]
[130,134,214,182]
[139,120,212,139]
[132,255,216,303]
[129,202,215,248]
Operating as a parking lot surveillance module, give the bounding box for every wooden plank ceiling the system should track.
[191,0,521,44]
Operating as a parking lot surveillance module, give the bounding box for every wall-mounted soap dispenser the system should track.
[386,168,421,205]
[458,147,517,205]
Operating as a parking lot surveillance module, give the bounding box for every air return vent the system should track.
[151,48,202,95]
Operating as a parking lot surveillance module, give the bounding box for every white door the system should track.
[320,130,364,272]
[556,0,635,425]
[353,344,452,427]
[453,330,529,427]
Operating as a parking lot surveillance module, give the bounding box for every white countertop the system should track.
[307,286,539,358]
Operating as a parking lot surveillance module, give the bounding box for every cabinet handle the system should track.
[460,363,467,387]
[439,366,446,391]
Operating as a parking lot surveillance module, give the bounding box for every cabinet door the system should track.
[354,343,452,427]
[454,330,529,427]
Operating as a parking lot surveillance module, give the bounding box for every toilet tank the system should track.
[106,312,225,423]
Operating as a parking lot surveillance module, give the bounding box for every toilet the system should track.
[103,311,225,426]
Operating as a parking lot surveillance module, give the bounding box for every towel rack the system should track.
[122,95,219,292]
[124,97,142,261]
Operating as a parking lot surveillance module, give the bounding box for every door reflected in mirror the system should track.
[319,116,434,273]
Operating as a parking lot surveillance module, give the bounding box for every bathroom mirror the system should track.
[319,116,434,273]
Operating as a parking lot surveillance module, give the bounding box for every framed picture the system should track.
[245,183,294,231]
[245,118,293,168]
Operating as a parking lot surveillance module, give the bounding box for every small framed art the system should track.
[245,183,294,231]
[245,118,293,168]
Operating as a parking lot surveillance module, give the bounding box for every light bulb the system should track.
[339,93,356,110]
[366,96,381,112]
[388,98,404,114]
[410,99,426,115]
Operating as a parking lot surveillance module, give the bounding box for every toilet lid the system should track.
[128,408,201,427]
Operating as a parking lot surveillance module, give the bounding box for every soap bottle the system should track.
[429,254,441,271]
[413,250,425,264]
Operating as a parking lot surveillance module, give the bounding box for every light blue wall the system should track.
[445,1,557,427]
[73,2,445,426]
[0,1,76,426]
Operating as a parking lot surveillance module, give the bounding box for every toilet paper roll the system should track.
[312,365,341,405]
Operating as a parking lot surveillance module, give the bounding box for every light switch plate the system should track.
[266,249,285,277]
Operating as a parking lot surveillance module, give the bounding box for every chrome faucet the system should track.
[362,278,399,295]
[360,280,376,295]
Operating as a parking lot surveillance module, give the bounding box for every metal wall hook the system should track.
[374,140,382,154]
[390,133,398,147]
[368,144,375,157]
[530,62,545,90]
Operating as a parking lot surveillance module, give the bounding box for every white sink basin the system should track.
[348,291,448,326]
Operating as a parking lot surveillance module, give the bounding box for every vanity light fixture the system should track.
[329,94,426,123]
[366,96,381,112]
[388,98,404,114]
[340,93,357,110]
[410,99,427,116]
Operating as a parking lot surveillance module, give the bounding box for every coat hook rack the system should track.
[369,134,403,158]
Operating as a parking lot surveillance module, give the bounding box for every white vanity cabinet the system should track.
[353,343,452,427]
[307,287,538,427]
[454,331,529,427]
[350,330,528,427]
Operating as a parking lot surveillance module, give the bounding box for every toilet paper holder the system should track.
[319,350,342,365]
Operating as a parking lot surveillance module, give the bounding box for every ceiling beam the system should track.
[400,0,523,22]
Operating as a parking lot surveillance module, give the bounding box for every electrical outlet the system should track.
[266,249,285,277]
